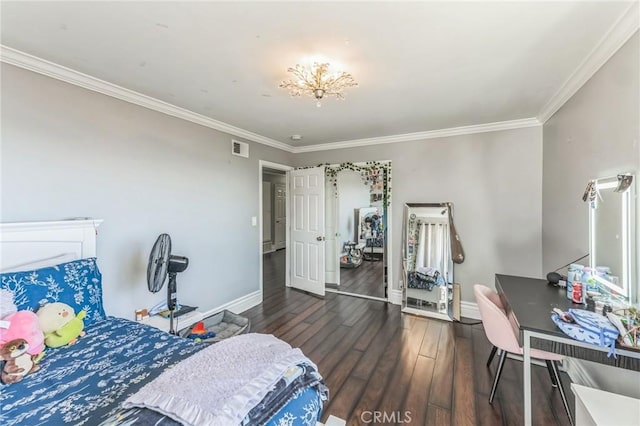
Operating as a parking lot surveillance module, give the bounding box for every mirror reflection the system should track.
[402,203,454,320]
[325,165,389,300]
[587,174,635,301]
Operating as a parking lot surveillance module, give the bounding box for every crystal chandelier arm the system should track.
[322,73,357,96]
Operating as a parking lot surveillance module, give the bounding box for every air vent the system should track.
[231,140,249,158]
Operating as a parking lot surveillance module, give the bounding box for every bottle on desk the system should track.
[582,267,598,294]
[567,264,584,300]
[572,281,585,304]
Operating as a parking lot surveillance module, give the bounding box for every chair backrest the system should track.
[473,284,521,353]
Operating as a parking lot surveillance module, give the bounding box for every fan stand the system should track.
[167,272,178,335]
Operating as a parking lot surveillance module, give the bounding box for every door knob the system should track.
[316,236,325,241]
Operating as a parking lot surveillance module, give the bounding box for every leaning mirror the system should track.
[402,203,455,321]
[586,173,635,301]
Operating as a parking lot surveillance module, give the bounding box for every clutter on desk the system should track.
[609,308,639,349]
[551,308,619,357]
[552,305,640,356]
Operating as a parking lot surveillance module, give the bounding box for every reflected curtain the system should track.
[416,222,451,280]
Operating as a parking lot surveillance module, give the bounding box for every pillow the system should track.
[0,258,105,326]
[0,253,78,273]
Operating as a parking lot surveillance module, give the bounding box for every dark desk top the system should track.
[495,274,640,370]
[495,274,587,338]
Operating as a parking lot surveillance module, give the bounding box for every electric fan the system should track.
[147,233,189,334]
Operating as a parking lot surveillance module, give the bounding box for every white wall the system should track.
[542,33,640,397]
[0,63,293,320]
[295,126,544,303]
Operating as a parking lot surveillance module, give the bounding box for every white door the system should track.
[290,167,325,296]
[325,177,340,285]
[274,184,286,250]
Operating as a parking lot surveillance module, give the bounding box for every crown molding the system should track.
[0,45,295,153]
[0,44,541,154]
[537,2,640,123]
[291,117,541,153]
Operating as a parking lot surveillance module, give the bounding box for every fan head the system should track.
[168,255,189,273]
[147,233,171,293]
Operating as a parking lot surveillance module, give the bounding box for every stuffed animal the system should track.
[0,338,40,384]
[0,292,45,384]
[0,310,45,356]
[37,303,86,348]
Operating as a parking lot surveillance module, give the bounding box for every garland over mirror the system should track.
[297,161,392,207]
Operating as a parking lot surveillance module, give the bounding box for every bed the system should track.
[0,220,328,425]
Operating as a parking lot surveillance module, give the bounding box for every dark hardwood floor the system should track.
[251,250,573,425]
[334,255,385,298]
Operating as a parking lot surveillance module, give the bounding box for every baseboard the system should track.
[564,358,598,388]
[461,301,481,320]
[389,288,403,305]
[201,290,262,317]
[391,291,480,319]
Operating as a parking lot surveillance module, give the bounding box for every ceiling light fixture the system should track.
[279,62,358,107]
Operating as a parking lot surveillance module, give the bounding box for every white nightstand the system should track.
[572,384,640,426]
[140,310,204,333]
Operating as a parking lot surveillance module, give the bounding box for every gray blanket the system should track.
[123,333,312,426]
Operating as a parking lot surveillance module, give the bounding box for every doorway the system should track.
[259,161,292,298]
[262,169,287,254]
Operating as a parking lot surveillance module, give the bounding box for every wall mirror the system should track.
[587,174,636,301]
[402,203,455,321]
[321,161,391,301]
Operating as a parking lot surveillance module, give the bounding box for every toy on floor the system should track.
[340,241,363,269]
[37,302,86,348]
[185,321,216,341]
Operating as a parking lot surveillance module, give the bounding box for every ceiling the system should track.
[0,1,635,148]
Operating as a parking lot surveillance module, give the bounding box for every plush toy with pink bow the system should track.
[0,289,45,384]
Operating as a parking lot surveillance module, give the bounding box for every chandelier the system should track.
[279,62,358,107]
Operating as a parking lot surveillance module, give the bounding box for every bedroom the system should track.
[1,1,639,425]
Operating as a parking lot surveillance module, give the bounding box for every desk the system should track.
[495,274,640,426]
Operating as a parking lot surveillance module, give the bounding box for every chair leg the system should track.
[545,360,558,387]
[550,360,573,426]
[487,345,498,366]
[489,350,508,404]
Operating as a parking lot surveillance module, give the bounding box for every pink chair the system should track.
[474,284,572,425]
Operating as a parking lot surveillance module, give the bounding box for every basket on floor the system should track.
[180,310,250,343]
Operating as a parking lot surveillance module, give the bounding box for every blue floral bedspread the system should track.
[0,317,325,425]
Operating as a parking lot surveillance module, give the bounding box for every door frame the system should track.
[259,160,293,298]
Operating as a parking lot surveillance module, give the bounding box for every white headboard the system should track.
[0,219,103,271]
